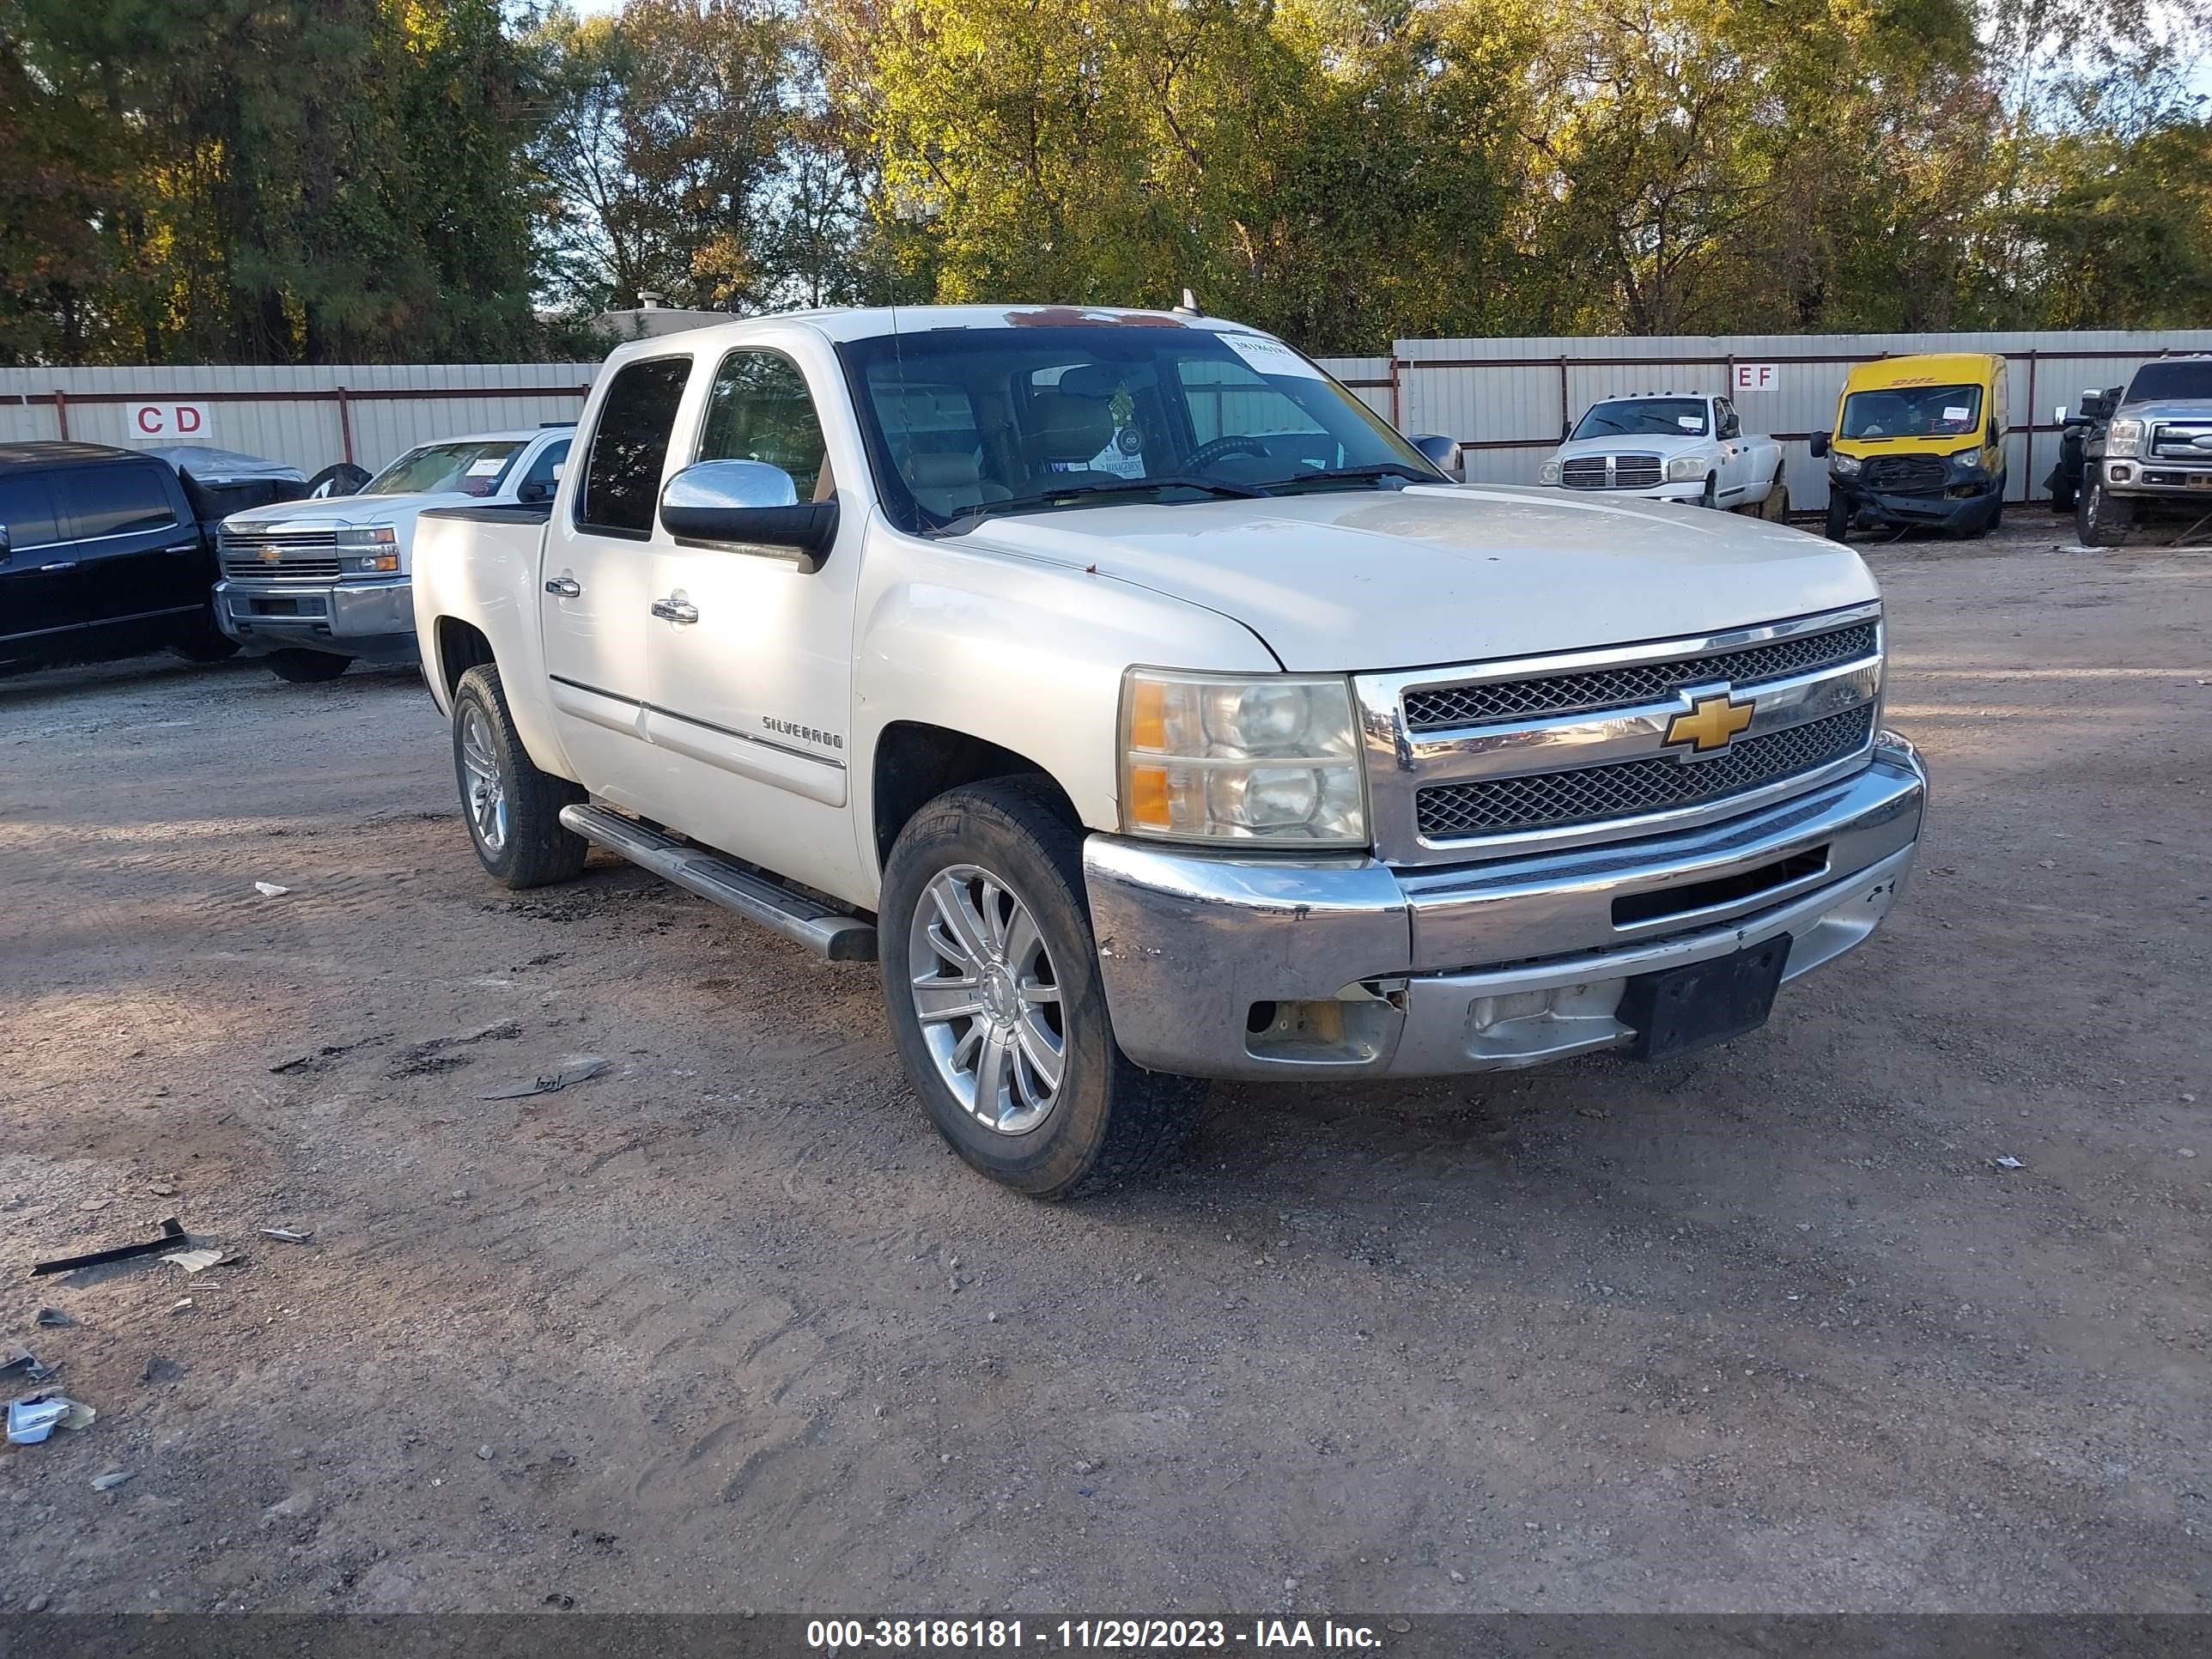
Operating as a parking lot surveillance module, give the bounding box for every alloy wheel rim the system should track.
[907,864,1066,1135]
[459,704,508,854]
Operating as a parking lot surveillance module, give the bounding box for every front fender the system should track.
[850,515,1278,891]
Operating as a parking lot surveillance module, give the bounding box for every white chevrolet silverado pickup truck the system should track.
[216,425,571,681]
[1540,392,1788,516]
[412,306,1925,1199]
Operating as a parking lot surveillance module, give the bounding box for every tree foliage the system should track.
[0,0,2205,363]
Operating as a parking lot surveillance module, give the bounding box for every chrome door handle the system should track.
[544,577,580,598]
[650,597,699,624]
[41,561,79,572]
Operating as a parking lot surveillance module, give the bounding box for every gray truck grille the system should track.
[221,532,341,581]
[1861,455,1947,494]
[1414,707,1875,840]
[2151,423,2212,458]
[1403,620,1878,732]
[1560,454,1662,489]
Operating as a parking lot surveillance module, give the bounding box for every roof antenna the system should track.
[1171,288,1203,318]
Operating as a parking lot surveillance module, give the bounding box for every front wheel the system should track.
[1698,473,1717,510]
[266,649,351,684]
[879,777,1206,1199]
[2075,474,2131,546]
[1759,475,1790,522]
[450,663,587,888]
[1824,495,1850,543]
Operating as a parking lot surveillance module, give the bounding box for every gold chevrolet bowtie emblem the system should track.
[1666,691,1754,754]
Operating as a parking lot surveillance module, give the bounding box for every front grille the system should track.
[221,532,341,581]
[1559,453,1662,489]
[1402,620,1878,731]
[1414,706,1875,841]
[1861,455,1946,494]
[2151,423,2212,459]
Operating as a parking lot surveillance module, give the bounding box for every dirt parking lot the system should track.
[1,520,2208,1620]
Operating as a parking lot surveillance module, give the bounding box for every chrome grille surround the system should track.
[2150,422,2212,459]
[1353,603,1884,866]
[219,528,342,581]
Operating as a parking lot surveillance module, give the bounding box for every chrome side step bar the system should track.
[558,804,878,963]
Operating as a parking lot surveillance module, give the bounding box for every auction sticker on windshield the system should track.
[1220,332,1324,380]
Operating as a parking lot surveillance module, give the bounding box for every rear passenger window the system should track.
[579,358,690,536]
[0,475,62,550]
[56,465,178,539]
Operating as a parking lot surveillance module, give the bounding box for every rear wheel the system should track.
[2075,473,2131,546]
[266,649,351,683]
[880,776,1206,1199]
[2050,479,2076,514]
[1824,495,1850,543]
[450,663,588,889]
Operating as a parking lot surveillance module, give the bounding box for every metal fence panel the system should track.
[0,362,596,477]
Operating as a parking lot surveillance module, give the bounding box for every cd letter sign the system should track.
[129,402,211,438]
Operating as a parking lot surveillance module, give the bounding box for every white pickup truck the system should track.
[412,307,1923,1199]
[216,425,572,681]
[1540,392,1788,516]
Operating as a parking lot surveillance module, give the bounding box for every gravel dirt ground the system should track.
[1,518,2207,1620]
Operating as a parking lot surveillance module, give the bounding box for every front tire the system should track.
[879,777,1206,1199]
[450,663,587,889]
[1824,494,1851,542]
[266,649,351,683]
[1699,473,1717,510]
[1759,474,1790,522]
[2076,473,2131,546]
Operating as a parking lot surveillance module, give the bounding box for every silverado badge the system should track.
[1665,690,1755,755]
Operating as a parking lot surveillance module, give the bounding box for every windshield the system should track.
[2125,360,2212,404]
[836,323,1440,530]
[1839,384,1983,441]
[1571,398,1708,440]
[362,440,526,497]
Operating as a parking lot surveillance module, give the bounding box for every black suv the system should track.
[0,441,294,676]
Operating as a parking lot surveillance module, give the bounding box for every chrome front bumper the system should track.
[1085,734,1928,1079]
[215,578,419,660]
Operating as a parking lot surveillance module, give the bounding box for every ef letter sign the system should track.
[1731,363,1780,394]
[130,402,211,438]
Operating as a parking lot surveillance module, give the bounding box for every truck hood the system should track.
[963,485,1879,672]
[1553,432,1711,461]
[2118,398,2212,422]
[219,492,461,532]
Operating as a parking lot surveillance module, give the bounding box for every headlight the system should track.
[2106,417,2144,458]
[1666,454,1710,483]
[1832,453,1862,479]
[1538,459,1562,484]
[1120,669,1366,846]
[1950,447,1984,472]
[336,525,401,574]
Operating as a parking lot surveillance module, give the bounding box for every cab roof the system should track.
[1843,353,2002,392]
[608,303,1260,355]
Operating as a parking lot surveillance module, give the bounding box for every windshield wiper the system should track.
[947,476,1271,521]
[1279,461,1438,489]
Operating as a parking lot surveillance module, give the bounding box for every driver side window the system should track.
[698,349,830,501]
[1715,398,1741,439]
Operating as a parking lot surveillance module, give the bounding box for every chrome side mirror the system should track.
[659,459,836,569]
[1407,434,1462,481]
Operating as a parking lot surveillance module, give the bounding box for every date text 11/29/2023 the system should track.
[806,1619,1392,1650]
